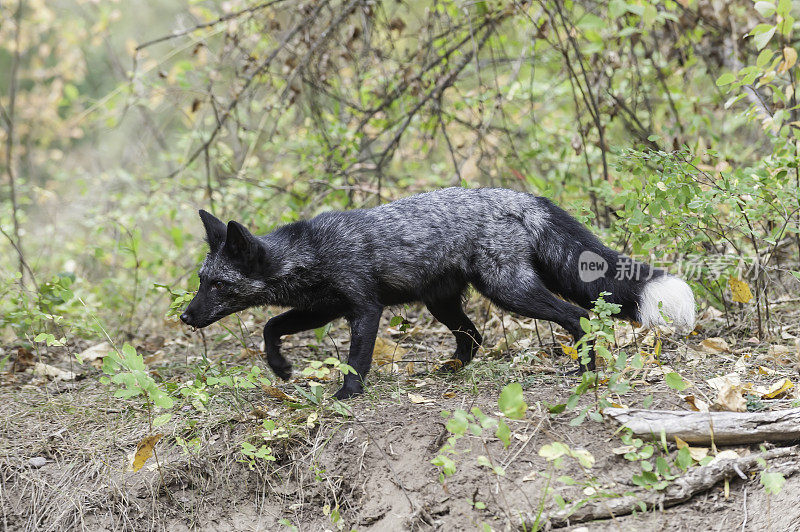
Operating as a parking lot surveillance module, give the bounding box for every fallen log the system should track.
[603,407,800,445]
[533,446,800,528]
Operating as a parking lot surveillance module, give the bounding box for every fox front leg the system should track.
[334,305,383,400]
[263,308,344,381]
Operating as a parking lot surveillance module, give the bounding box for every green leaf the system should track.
[675,446,693,470]
[761,470,786,494]
[539,442,569,461]
[476,455,492,468]
[754,1,776,17]
[665,372,689,391]
[498,382,527,419]
[571,448,595,468]
[756,48,774,68]
[153,413,172,427]
[578,13,605,32]
[432,455,456,476]
[642,3,657,27]
[779,14,794,37]
[608,0,627,18]
[446,410,469,435]
[752,26,777,50]
[495,420,511,448]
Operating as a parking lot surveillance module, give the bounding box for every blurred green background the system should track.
[1,0,798,342]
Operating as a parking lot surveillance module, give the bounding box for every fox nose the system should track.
[180,312,191,325]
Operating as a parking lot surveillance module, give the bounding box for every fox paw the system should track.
[333,385,363,400]
[269,364,293,381]
[435,359,464,373]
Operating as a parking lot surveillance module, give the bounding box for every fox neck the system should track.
[253,229,320,308]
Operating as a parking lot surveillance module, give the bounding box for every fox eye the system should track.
[210,280,225,290]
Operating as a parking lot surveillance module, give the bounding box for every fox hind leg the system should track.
[474,269,594,371]
[425,296,482,368]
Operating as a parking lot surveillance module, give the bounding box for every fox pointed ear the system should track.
[199,210,226,251]
[224,220,265,263]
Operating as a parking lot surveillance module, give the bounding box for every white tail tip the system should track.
[638,275,695,333]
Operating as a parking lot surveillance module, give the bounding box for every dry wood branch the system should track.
[135,0,289,51]
[163,0,331,179]
[3,0,26,283]
[604,408,800,445]
[536,446,800,528]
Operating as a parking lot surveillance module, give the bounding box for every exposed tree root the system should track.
[531,446,800,528]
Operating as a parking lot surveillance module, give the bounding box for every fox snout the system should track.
[180,307,216,328]
[180,296,216,328]
[180,308,201,327]
[179,310,193,326]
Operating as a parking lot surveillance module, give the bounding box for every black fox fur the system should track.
[181,187,694,399]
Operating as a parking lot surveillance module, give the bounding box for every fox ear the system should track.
[224,220,265,263]
[199,210,226,251]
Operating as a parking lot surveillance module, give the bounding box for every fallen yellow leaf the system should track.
[131,434,163,472]
[689,446,709,461]
[729,277,753,303]
[762,378,794,399]
[560,343,578,360]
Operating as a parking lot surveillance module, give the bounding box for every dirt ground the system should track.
[2,301,800,531]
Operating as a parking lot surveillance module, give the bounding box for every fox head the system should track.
[180,210,273,328]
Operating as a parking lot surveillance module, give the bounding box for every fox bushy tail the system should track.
[531,198,695,332]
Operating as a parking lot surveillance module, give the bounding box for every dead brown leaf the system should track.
[699,337,730,353]
[372,337,406,373]
[12,347,35,372]
[706,373,746,412]
[131,434,163,472]
[33,363,77,382]
[436,359,463,372]
[408,393,434,404]
[682,395,710,412]
[261,384,300,402]
[76,342,112,364]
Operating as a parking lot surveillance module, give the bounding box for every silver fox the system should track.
[181,187,695,399]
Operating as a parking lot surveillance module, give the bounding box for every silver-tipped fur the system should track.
[638,275,695,332]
